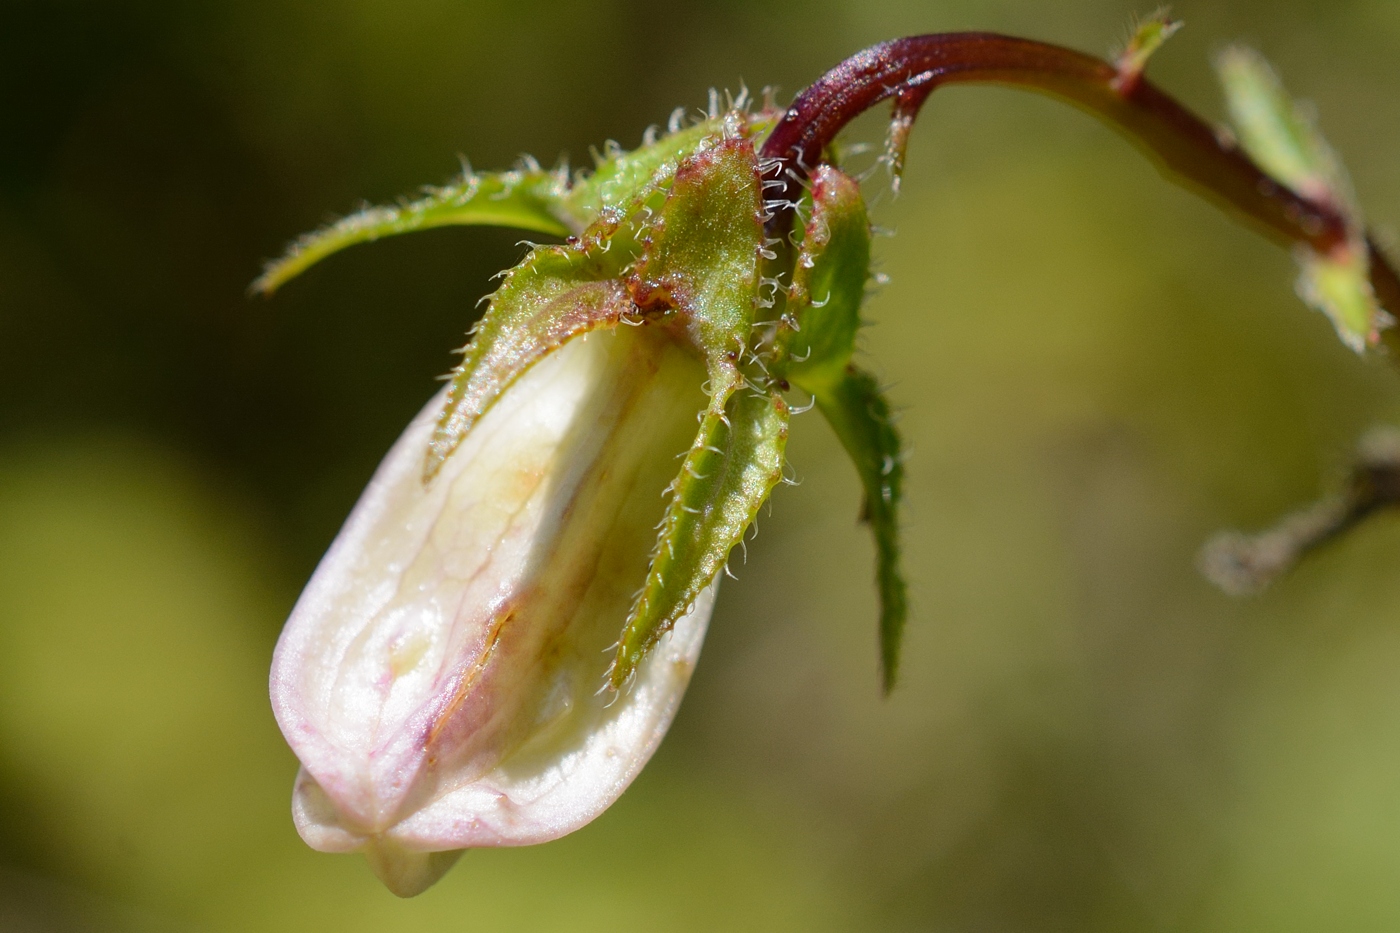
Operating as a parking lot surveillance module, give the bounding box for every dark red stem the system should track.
[760,33,1400,351]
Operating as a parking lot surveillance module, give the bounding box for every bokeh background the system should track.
[5,0,1400,929]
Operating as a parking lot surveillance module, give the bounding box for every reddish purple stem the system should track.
[760,33,1400,346]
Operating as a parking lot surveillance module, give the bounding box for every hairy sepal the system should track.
[628,133,766,405]
[815,367,906,693]
[604,132,773,688]
[256,111,775,296]
[424,258,632,480]
[254,169,572,295]
[428,125,770,479]
[611,387,789,688]
[563,121,721,230]
[424,157,692,479]
[563,110,776,229]
[773,165,871,392]
[767,167,905,691]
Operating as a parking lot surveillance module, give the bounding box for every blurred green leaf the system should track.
[1297,244,1390,354]
[1216,47,1389,353]
[1216,46,1352,214]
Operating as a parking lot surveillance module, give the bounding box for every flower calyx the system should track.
[771,164,906,692]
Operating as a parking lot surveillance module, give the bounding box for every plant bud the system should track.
[271,327,714,896]
[261,112,892,896]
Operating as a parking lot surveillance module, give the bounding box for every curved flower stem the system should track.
[760,32,1400,354]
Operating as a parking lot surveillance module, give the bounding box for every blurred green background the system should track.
[5,0,1400,929]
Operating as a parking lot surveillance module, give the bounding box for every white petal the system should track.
[387,582,715,848]
[270,327,712,863]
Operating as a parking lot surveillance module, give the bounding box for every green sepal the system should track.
[562,120,720,229]
[768,165,905,689]
[605,130,773,688]
[772,165,871,393]
[254,110,778,297]
[424,153,701,478]
[627,134,765,407]
[423,200,658,480]
[424,256,634,480]
[814,366,906,694]
[428,127,766,480]
[253,168,572,295]
[610,386,790,689]
[562,110,776,229]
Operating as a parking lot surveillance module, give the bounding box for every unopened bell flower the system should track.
[260,107,904,896]
[259,21,1400,902]
[271,328,717,895]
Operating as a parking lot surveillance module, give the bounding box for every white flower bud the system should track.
[270,326,714,896]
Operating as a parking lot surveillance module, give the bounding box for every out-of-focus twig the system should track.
[1199,428,1400,595]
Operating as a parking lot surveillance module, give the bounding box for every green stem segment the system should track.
[760,32,1400,354]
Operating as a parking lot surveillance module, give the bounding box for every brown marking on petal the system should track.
[411,327,700,803]
[426,606,513,748]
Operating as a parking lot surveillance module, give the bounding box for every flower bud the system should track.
[261,111,893,896]
[271,327,714,896]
